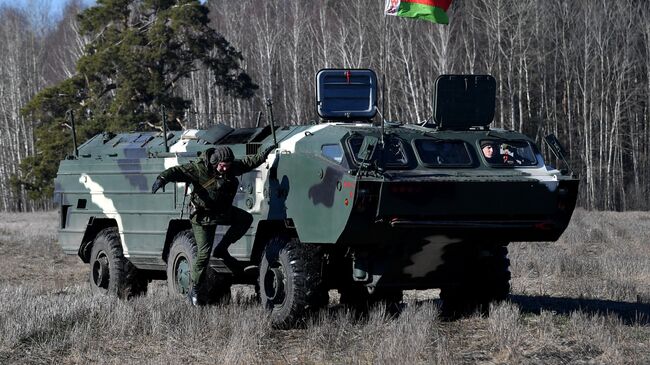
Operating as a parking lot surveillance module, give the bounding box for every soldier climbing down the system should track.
[151,144,276,305]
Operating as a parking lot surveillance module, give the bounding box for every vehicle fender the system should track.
[78,217,118,263]
[162,219,192,262]
[250,219,297,265]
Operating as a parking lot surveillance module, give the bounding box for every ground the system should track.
[0,210,648,364]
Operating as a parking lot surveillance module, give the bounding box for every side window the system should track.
[480,140,538,166]
[321,144,344,163]
[385,137,408,165]
[415,140,473,167]
[347,135,410,167]
[348,136,364,159]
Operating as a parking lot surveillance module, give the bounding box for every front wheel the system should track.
[166,230,231,305]
[88,227,147,299]
[258,237,328,328]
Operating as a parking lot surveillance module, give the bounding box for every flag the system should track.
[384,0,452,25]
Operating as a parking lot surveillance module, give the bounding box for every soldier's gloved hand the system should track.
[262,144,278,158]
[151,176,167,194]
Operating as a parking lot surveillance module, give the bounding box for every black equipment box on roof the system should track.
[434,75,496,130]
[317,69,377,121]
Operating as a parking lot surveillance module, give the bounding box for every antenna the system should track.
[375,106,387,147]
[67,110,78,158]
[161,105,169,152]
[265,99,277,145]
[255,111,263,128]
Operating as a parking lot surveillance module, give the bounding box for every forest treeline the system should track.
[0,0,649,211]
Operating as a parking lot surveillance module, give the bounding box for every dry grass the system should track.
[510,209,650,304]
[0,210,648,364]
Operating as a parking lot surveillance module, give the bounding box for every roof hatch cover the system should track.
[317,69,377,121]
[434,75,496,130]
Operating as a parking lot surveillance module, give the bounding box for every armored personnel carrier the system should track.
[54,69,578,326]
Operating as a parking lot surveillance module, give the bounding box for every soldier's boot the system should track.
[187,285,201,306]
[242,265,259,279]
[213,244,243,274]
[213,242,257,278]
[212,244,232,259]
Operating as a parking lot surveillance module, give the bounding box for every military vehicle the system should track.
[54,69,578,326]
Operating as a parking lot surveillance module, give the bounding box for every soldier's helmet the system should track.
[480,140,493,153]
[210,146,234,165]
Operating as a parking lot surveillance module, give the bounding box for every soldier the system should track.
[481,141,500,163]
[151,144,276,305]
[500,144,522,165]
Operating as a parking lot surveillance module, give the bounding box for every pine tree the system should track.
[15,0,257,202]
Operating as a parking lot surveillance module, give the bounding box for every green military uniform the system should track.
[157,146,272,290]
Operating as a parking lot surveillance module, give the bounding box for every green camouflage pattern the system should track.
[54,73,578,292]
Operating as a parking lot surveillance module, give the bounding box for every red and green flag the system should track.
[384,0,453,25]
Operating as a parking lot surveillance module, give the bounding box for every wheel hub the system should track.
[175,256,191,295]
[264,266,285,303]
[92,252,110,289]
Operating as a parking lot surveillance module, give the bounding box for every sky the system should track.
[0,0,208,21]
[0,0,210,18]
[0,0,95,22]
[49,0,96,18]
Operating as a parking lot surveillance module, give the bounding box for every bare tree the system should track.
[4,0,650,211]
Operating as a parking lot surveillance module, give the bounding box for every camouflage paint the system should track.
[55,83,577,291]
[56,125,576,260]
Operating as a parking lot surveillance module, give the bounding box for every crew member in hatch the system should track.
[481,141,500,163]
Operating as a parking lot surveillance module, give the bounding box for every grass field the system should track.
[0,210,648,364]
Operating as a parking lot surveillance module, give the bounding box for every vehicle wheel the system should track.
[166,230,231,305]
[440,244,511,316]
[89,227,147,299]
[339,285,403,316]
[258,236,328,328]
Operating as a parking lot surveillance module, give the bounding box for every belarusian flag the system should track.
[384,0,452,25]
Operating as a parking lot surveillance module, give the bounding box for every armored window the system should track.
[383,137,408,165]
[321,144,344,163]
[415,140,473,167]
[348,137,365,159]
[347,135,409,167]
[480,140,538,166]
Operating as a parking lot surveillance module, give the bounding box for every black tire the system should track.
[258,236,328,328]
[440,244,511,317]
[339,285,403,316]
[166,230,231,305]
[88,227,147,299]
